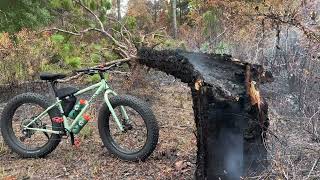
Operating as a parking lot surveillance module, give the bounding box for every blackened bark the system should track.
[138,48,273,179]
[191,86,209,179]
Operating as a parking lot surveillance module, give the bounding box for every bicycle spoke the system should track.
[11,103,53,150]
[109,106,147,153]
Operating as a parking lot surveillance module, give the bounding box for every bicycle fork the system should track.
[104,90,130,132]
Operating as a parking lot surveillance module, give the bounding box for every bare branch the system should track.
[108,16,134,39]
[74,0,105,31]
[307,157,319,179]
[56,57,135,83]
[57,72,85,83]
[74,0,128,50]
[98,57,134,67]
[256,12,320,43]
[40,0,138,62]
[115,47,130,58]
[40,27,101,36]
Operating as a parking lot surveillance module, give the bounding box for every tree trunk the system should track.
[172,0,178,38]
[117,0,121,21]
[153,0,158,23]
[138,48,273,179]
[178,0,182,23]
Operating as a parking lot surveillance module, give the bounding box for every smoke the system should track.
[222,126,244,179]
[206,103,247,180]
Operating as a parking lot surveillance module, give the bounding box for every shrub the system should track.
[0,30,54,84]
[86,73,109,83]
[51,34,65,44]
[66,57,82,68]
[90,53,101,63]
[124,16,138,30]
[103,50,120,61]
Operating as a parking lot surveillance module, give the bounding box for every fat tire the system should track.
[98,95,159,161]
[0,93,62,158]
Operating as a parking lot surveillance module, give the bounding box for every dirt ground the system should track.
[0,70,197,180]
[1,70,319,179]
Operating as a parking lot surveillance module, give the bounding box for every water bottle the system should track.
[72,114,91,134]
[68,99,87,119]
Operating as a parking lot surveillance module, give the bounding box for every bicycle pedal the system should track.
[74,138,81,148]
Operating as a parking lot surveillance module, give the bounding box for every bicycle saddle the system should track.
[40,73,66,81]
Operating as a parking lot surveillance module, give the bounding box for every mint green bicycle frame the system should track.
[23,79,129,135]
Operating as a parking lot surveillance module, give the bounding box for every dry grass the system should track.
[237,92,319,180]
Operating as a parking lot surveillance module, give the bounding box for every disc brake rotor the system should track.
[122,119,133,132]
[20,119,36,139]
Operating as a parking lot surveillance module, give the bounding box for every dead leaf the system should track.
[194,79,203,91]
[175,160,187,171]
[3,176,17,180]
[249,81,261,107]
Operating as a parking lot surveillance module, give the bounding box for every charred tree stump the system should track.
[138,48,273,179]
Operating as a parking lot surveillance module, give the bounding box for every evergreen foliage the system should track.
[0,0,52,33]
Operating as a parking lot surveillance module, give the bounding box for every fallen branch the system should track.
[57,72,85,83]
[160,125,194,131]
[74,0,104,31]
[98,57,134,67]
[40,27,101,36]
[307,157,319,179]
[57,57,135,83]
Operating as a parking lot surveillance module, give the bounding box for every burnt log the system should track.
[138,48,273,179]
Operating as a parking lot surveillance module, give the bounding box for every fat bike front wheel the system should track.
[98,95,159,161]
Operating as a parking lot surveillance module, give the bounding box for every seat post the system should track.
[99,72,105,80]
[49,81,59,98]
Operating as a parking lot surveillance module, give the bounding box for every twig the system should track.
[54,174,65,179]
[74,0,105,31]
[209,28,228,45]
[42,0,130,54]
[99,57,134,67]
[256,12,320,43]
[160,125,194,131]
[40,27,100,36]
[307,157,319,179]
[144,27,167,37]
[57,72,84,83]
[309,108,320,120]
